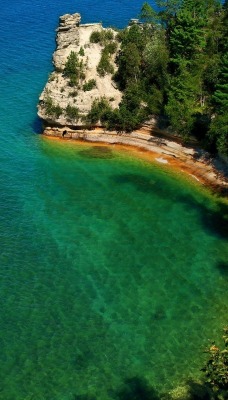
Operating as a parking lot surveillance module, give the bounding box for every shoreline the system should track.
[42,126,228,197]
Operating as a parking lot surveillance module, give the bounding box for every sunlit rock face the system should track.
[37,13,122,128]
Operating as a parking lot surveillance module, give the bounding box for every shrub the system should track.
[86,97,112,125]
[97,50,114,77]
[43,96,63,118]
[65,105,79,120]
[64,51,80,87]
[68,90,78,98]
[83,79,96,91]
[202,326,228,393]
[90,31,102,43]
[53,105,63,118]
[103,29,114,41]
[104,42,117,55]
[90,29,114,45]
[78,46,85,56]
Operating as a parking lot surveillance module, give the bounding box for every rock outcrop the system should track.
[37,13,122,127]
[53,13,81,71]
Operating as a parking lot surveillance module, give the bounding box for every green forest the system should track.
[87,0,228,155]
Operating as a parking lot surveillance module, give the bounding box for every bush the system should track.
[86,97,112,125]
[90,29,114,45]
[65,105,79,120]
[104,41,117,55]
[202,326,228,393]
[68,90,78,98]
[43,96,63,118]
[78,46,85,56]
[83,79,96,91]
[103,29,114,41]
[64,51,81,87]
[90,31,102,43]
[97,50,114,76]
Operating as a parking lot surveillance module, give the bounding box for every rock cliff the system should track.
[38,13,122,127]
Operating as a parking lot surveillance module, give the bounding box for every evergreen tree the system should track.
[213,53,228,112]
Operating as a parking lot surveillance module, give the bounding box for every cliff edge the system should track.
[38,13,122,127]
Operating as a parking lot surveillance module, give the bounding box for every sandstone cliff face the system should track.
[38,13,122,127]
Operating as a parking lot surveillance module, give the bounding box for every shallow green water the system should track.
[1,139,228,399]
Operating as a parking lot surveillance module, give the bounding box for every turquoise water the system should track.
[0,1,228,399]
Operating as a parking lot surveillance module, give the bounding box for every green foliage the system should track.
[79,46,85,56]
[140,2,158,24]
[209,52,228,155]
[86,97,112,125]
[97,49,114,76]
[115,42,141,88]
[83,79,96,91]
[43,96,63,118]
[212,53,228,112]
[165,68,199,138]
[169,9,205,63]
[143,29,169,86]
[202,327,228,393]
[81,0,227,151]
[65,104,79,120]
[89,29,114,45]
[104,29,114,41]
[64,51,80,87]
[104,41,117,55]
[90,30,102,43]
[208,113,228,155]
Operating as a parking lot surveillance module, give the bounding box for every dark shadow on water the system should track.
[200,202,228,239]
[31,116,43,134]
[113,377,160,400]
[73,348,93,371]
[151,306,167,321]
[79,146,114,159]
[179,193,228,240]
[216,262,228,277]
[111,173,162,195]
[185,379,212,400]
[111,173,228,240]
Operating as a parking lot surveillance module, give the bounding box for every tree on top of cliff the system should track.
[64,51,81,87]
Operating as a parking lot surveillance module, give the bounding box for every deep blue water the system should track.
[0,1,228,399]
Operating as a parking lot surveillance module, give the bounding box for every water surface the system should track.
[0,1,227,399]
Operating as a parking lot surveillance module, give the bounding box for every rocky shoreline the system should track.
[43,126,228,196]
[38,13,228,197]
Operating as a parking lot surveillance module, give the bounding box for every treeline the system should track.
[88,0,227,155]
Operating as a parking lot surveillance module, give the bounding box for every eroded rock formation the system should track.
[38,13,122,127]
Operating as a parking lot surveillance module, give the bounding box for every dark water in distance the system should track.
[0,1,227,399]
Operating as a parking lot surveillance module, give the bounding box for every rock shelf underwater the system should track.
[38,13,228,196]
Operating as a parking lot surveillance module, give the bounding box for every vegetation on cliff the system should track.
[39,1,227,156]
[87,0,227,155]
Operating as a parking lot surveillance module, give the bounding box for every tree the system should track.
[165,67,199,138]
[208,52,228,155]
[209,113,228,155]
[64,51,80,86]
[143,29,168,86]
[212,53,228,112]
[169,7,205,64]
[140,2,158,24]
[116,42,141,88]
[85,97,112,125]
